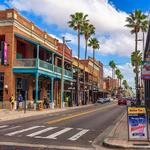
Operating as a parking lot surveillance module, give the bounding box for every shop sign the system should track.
[142,61,150,80]
[127,107,149,141]
[4,42,8,65]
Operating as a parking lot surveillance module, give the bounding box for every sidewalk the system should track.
[103,112,150,149]
[0,104,93,122]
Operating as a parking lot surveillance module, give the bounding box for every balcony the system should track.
[13,59,73,78]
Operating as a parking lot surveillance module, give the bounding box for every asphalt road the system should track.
[0,102,126,150]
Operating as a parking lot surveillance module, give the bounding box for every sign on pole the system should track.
[142,61,150,80]
[127,107,149,141]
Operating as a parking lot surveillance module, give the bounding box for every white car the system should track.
[97,98,105,104]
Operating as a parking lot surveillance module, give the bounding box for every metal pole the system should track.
[24,90,27,113]
[61,37,65,108]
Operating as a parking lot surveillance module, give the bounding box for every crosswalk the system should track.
[0,125,90,141]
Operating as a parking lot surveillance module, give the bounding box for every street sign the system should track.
[142,62,150,80]
[127,107,149,141]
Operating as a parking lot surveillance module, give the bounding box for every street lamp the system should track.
[61,36,71,108]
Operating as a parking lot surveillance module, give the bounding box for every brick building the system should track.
[72,56,104,104]
[103,76,119,96]
[0,9,73,109]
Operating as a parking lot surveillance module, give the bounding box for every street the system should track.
[0,102,125,150]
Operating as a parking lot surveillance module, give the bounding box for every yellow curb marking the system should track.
[47,103,116,125]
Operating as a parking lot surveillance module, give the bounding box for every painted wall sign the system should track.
[127,107,149,141]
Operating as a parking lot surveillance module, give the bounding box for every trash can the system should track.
[37,101,43,111]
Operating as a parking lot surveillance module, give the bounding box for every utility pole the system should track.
[60,37,71,108]
[61,37,65,108]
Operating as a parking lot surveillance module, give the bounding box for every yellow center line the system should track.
[46,103,116,125]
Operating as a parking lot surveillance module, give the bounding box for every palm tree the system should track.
[131,50,142,104]
[118,74,124,88]
[88,38,100,103]
[68,12,89,106]
[109,60,116,79]
[131,50,142,80]
[115,69,121,84]
[81,22,95,105]
[115,69,122,97]
[122,80,128,89]
[125,10,148,103]
[125,10,147,52]
[109,60,116,96]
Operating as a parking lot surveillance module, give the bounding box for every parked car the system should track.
[104,98,111,103]
[118,98,127,105]
[97,98,105,104]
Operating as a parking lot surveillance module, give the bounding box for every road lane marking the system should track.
[47,103,116,125]
[36,128,72,139]
[0,125,8,129]
[0,126,21,132]
[27,127,57,137]
[68,129,89,141]
[6,126,43,136]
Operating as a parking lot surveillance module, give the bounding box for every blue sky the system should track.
[109,0,150,13]
[0,0,149,87]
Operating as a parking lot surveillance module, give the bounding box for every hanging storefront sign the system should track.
[4,42,8,65]
[142,61,150,80]
[1,41,8,65]
[127,107,149,141]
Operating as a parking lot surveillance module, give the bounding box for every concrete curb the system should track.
[0,142,95,150]
[103,138,150,149]
[0,104,96,122]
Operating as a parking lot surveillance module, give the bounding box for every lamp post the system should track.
[61,37,71,108]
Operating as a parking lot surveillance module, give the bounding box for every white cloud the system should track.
[6,0,136,56]
[104,63,135,88]
[0,4,7,10]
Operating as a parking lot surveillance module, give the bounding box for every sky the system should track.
[0,0,149,89]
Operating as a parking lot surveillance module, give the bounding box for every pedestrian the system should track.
[43,96,49,109]
[9,94,15,111]
[17,94,23,110]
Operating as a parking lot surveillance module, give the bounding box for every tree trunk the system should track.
[77,25,80,106]
[135,32,140,105]
[83,39,88,105]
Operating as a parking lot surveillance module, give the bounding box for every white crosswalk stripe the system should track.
[27,127,57,137]
[0,125,8,129]
[6,126,43,136]
[3,125,90,141]
[68,129,89,141]
[36,127,73,139]
[0,126,21,132]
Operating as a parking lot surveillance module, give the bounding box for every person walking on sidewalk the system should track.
[17,94,23,110]
[43,96,49,109]
[9,94,15,111]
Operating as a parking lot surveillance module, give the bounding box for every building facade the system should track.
[143,22,150,109]
[103,76,119,97]
[0,9,73,109]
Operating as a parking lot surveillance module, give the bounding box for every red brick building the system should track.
[0,9,73,109]
[103,76,119,96]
